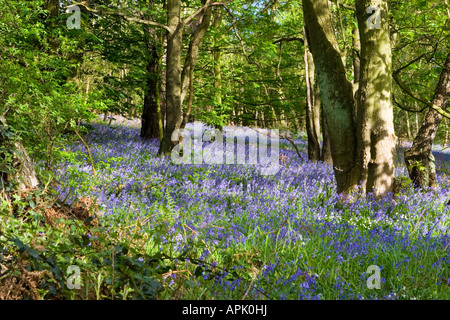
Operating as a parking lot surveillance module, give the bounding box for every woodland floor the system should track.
[46,116,450,299]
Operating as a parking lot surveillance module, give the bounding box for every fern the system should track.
[166,192,176,213]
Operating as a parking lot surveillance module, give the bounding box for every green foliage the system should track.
[0,188,191,299]
[408,161,427,172]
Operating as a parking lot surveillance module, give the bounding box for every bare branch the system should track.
[272,37,304,45]
[183,0,234,25]
[393,67,450,119]
[70,2,173,33]
[392,95,428,113]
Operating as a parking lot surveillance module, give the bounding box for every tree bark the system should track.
[212,7,223,108]
[180,2,212,108]
[405,110,412,141]
[0,115,39,191]
[303,0,359,194]
[352,14,361,116]
[404,53,450,188]
[158,0,183,155]
[141,28,162,140]
[159,0,213,155]
[321,104,333,164]
[355,0,396,197]
[304,30,321,162]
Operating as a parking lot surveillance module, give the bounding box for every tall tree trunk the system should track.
[404,53,450,188]
[180,2,212,108]
[405,110,412,141]
[321,101,333,164]
[304,27,321,162]
[179,2,212,131]
[155,32,164,141]
[355,0,396,197]
[213,7,222,108]
[141,28,162,140]
[158,0,182,155]
[415,109,419,136]
[352,15,361,116]
[303,0,359,194]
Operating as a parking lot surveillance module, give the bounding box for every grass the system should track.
[1,117,449,300]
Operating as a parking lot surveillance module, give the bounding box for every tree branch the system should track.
[392,95,429,113]
[330,0,355,11]
[183,0,234,25]
[223,5,261,69]
[393,70,450,119]
[272,37,304,45]
[69,2,173,33]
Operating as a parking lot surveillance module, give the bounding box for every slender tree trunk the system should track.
[156,31,164,141]
[158,0,182,155]
[303,0,359,194]
[355,0,396,197]
[180,3,212,108]
[415,107,420,136]
[405,53,450,188]
[213,8,222,108]
[405,110,412,141]
[304,27,321,162]
[352,15,361,117]
[141,28,161,140]
[445,118,449,146]
[177,1,212,134]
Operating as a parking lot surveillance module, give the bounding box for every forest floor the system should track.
[2,117,449,300]
[47,116,450,299]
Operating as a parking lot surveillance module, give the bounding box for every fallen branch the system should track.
[280,134,304,161]
[252,128,304,161]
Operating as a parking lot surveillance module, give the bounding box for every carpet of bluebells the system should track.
[53,116,450,300]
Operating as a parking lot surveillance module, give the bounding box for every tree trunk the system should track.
[321,104,333,164]
[159,0,212,155]
[355,0,396,197]
[213,7,223,108]
[415,108,419,136]
[0,115,39,191]
[404,53,450,188]
[303,0,359,194]
[180,3,212,108]
[405,110,412,141]
[304,27,321,162]
[445,118,449,146]
[141,28,162,140]
[158,0,182,155]
[352,15,361,116]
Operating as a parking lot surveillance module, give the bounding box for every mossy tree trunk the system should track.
[159,0,212,155]
[212,7,223,108]
[158,0,183,155]
[180,1,212,129]
[141,27,163,141]
[0,115,39,191]
[304,28,321,162]
[303,0,396,198]
[303,0,359,194]
[321,108,332,164]
[355,0,396,197]
[404,53,450,188]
